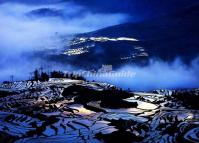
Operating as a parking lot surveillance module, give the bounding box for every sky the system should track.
[71,0,199,21]
[1,0,198,21]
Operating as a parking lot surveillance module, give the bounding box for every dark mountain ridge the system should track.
[42,4,199,69]
[71,4,199,66]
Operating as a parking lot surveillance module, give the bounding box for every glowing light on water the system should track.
[69,104,95,115]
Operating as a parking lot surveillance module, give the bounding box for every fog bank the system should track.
[87,58,199,91]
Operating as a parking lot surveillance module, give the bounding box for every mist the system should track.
[0,2,128,81]
[87,58,199,91]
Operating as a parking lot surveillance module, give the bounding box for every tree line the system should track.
[33,69,86,82]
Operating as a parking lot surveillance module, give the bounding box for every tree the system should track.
[34,69,39,81]
[10,75,14,82]
[50,71,64,78]
[40,72,49,82]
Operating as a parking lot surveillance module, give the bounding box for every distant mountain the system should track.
[47,4,199,69]
[27,8,63,18]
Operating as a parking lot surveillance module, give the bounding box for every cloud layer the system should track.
[0,2,128,51]
[87,58,199,91]
[0,2,128,81]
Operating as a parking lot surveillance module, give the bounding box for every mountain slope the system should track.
[51,4,199,69]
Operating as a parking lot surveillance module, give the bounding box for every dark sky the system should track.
[71,0,199,21]
[1,0,198,21]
